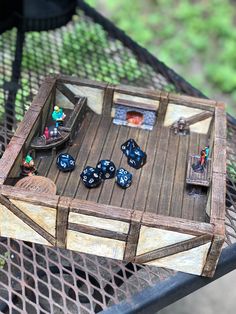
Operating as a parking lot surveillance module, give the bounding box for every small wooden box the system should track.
[0,75,226,277]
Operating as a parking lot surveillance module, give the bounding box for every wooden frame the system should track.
[0,75,226,277]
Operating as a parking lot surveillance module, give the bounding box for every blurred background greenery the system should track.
[86,0,236,117]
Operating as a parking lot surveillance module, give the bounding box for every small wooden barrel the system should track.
[15,176,57,194]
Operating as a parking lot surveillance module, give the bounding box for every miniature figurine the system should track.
[52,106,66,127]
[171,117,190,135]
[21,155,38,176]
[43,127,50,140]
[192,146,210,173]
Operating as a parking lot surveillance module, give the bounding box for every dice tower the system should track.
[0,75,226,277]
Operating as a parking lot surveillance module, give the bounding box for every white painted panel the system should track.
[164,103,203,126]
[146,242,211,275]
[69,213,129,234]
[137,226,195,255]
[10,199,56,236]
[190,117,212,134]
[67,231,125,259]
[113,92,159,109]
[66,84,104,114]
[55,89,74,110]
[0,204,51,246]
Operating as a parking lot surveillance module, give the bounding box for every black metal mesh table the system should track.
[0,2,236,313]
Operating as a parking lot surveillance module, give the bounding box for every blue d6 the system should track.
[121,138,139,157]
[80,166,102,188]
[128,147,147,169]
[96,159,116,179]
[56,153,75,172]
[115,168,132,189]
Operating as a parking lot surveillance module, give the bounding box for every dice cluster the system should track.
[80,138,147,189]
[121,139,147,169]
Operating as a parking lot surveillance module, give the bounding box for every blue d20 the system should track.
[121,138,139,157]
[80,166,102,188]
[96,159,116,179]
[115,168,132,189]
[128,147,147,169]
[56,153,75,172]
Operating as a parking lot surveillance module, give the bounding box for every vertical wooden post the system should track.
[102,83,115,116]
[56,196,71,248]
[157,92,169,126]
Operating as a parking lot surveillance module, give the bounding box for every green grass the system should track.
[86,0,236,116]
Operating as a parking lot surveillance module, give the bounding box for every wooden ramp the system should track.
[186,155,211,187]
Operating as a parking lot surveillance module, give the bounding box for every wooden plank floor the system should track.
[34,111,209,222]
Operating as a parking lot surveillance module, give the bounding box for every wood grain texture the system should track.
[210,172,226,221]
[114,98,157,111]
[0,195,56,245]
[123,221,141,261]
[202,234,225,277]
[56,196,71,248]
[103,84,115,116]
[68,222,127,241]
[215,103,226,140]
[135,234,212,264]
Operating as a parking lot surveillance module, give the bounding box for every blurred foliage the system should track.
[86,0,236,115]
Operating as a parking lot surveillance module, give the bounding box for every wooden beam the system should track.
[56,197,71,248]
[102,83,115,116]
[134,234,212,264]
[157,92,169,124]
[201,234,225,277]
[114,98,157,112]
[123,221,141,261]
[57,82,77,105]
[185,111,213,126]
[68,223,127,241]
[0,194,56,246]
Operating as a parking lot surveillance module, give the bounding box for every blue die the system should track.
[115,168,132,189]
[56,153,75,172]
[80,166,102,188]
[121,138,139,157]
[128,147,147,169]
[96,159,116,179]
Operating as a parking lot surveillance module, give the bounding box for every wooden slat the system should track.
[55,111,93,196]
[62,113,101,198]
[182,132,199,220]
[145,127,170,213]
[131,125,158,211]
[185,111,213,126]
[76,116,111,200]
[0,185,59,208]
[157,132,180,215]
[186,155,211,187]
[141,211,213,236]
[215,103,226,139]
[70,198,132,222]
[103,84,114,116]
[87,121,118,203]
[98,125,130,205]
[134,234,212,264]
[168,93,216,111]
[169,134,189,217]
[114,84,162,100]
[210,172,226,221]
[122,128,149,210]
[114,98,157,112]
[202,234,225,277]
[57,82,77,104]
[0,194,56,246]
[213,137,226,174]
[56,197,71,248]
[68,222,127,241]
[157,94,169,125]
[109,126,140,207]
[123,219,142,261]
